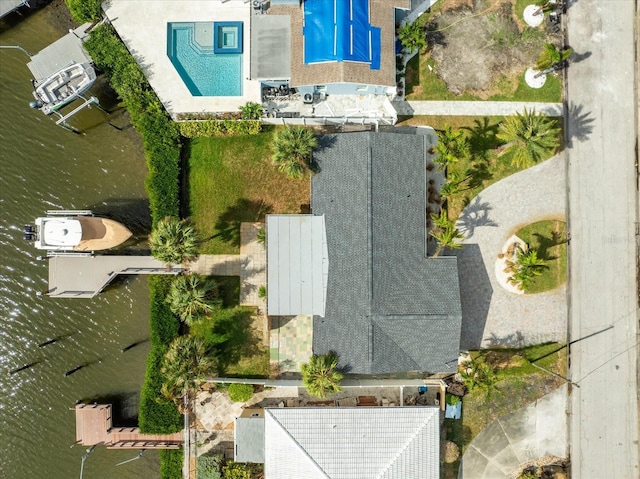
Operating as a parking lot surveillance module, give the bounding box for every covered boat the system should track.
[25,210,132,252]
[30,62,96,115]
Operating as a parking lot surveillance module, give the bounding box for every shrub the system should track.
[197,454,224,479]
[228,383,254,402]
[223,462,252,479]
[65,0,101,24]
[178,120,262,138]
[257,285,267,299]
[159,449,183,479]
[149,275,181,346]
[445,393,461,406]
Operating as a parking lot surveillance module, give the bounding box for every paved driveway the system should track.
[454,155,567,349]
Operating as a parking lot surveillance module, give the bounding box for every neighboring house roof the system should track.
[266,215,329,316]
[268,0,410,87]
[311,132,462,374]
[264,407,440,479]
[234,417,265,463]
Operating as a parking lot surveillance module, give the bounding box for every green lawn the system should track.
[444,344,567,479]
[515,220,568,294]
[187,129,310,254]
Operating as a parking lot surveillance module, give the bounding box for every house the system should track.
[267,131,463,374]
[103,0,418,122]
[235,406,441,478]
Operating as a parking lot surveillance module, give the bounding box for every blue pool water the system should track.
[167,22,243,96]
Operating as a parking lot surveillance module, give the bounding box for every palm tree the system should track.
[507,246,547,290]
[431,223,464,257]
[434,126,469,171]
[161,336,215,407]
[301,351,344,399]
[398,21,426,53]
[497,109,560,168]
[167,274,221,325]
[149,216,199,265]
[272,126,318,179]
[536,43,573,71]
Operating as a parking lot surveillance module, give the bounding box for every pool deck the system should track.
[104,0,260,116]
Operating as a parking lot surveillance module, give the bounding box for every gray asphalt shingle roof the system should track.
[264,407,440,479]
[311,132,462,374]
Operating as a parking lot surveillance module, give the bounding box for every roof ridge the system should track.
[375,409,438,479]
[266,410,330,479]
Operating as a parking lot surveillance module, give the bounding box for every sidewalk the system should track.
[392,100,564,117]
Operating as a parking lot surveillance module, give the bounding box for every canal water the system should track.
[0,6,163,479]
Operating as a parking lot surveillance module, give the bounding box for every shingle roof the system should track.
[311,132,462,374]
[264,407,440,479]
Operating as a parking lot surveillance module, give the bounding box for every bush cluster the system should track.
[179,120,262,138]
[228,383,254,403]
[84,24,180,226]
[197,454,224,479]
[159,449,184,479]
[65,0,102,24]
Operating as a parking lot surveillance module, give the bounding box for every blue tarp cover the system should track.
[445,402,462,420]
[303,0,381,70]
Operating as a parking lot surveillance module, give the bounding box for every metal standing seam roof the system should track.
[234,417,265,463]
[266,215,329,317]
[311,132,463,374]
[264,407,441,479]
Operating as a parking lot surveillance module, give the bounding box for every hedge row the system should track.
[64,0,101,24]
[138,276,182,434]
[159,449,184,479]
[84,24,180,226]
[83,26,183,439]
[178,120,262,138]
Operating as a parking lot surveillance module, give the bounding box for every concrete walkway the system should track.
[461,385,568,479]
[454,155,567,349]
[190,255,242,276]
[392,100,563,117]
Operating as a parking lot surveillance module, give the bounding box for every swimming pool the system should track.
[167,22,243,97]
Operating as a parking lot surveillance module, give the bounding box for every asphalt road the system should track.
[565,1,639,478]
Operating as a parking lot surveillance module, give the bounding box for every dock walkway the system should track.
[47,255,182,298]
[0,0,28,20]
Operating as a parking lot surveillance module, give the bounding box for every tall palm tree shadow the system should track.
[532,231,564,261]
[456,197,498,238]
[212,199,273,246]
[566,103,595,147]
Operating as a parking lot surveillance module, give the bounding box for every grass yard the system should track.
[515,220,568,294]
[443,343,567,479]
[187,129,310,254]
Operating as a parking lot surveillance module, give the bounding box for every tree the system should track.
[506,245,548,290]
[430,211,464,257]
[238,101,263,120]
[497,109,560,168]
[301,351,344,399]
[536,43,573,71]
[272,127,318,179]
[149,216,199,265]
[398,21,426,53]
[166,274,221,325]
[434,125,469,171]
[161,336,215,406]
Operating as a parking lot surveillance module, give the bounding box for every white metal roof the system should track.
[266,214,328,317]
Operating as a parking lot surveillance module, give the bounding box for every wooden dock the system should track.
[75,404,182,449]
[47,255,183,298]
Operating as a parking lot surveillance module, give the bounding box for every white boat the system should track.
[25,210,132,252]
[30,62,96,115]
